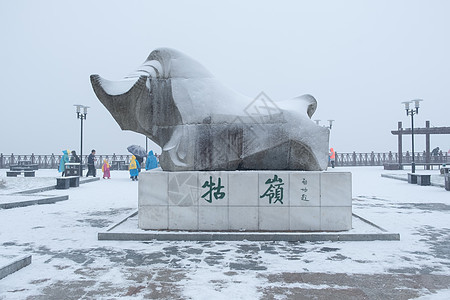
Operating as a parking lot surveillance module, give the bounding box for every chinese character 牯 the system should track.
[201,176,225,203]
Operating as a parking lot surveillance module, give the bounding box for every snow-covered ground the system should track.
[0,167,449,299]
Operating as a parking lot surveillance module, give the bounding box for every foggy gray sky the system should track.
[1,0,449,155]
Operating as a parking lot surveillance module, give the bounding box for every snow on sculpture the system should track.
[90,48,330,171]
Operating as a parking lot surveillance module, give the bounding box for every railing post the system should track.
[0,153,3,169]
[51,153,55,169]
[352,151,356,166]
[335,151,339,167]
[398,121,403,166]
[425,120,430,170]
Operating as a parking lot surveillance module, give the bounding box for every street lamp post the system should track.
[315,119,335,167]
[401,99,422,173]
[314,119,335,129]
[74,105,89,176]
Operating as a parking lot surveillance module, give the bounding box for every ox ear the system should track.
[299,94,317,119]
[288,94,317,118]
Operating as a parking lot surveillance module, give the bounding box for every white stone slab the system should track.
[229,206,258,230]
[198,172,229,206]
[289,172,320,207]
[258,172,289,207]
[199,206,229,230]
[321,172,352,207]
[290,207,321,231]
[259,207,290,231]
[138,206,168,230]
[321,206,352,231]
[169,206,198,230]
[138,171,352,232]
[168,172,198,206]
[228,172,258,206]
[139,172,168,206]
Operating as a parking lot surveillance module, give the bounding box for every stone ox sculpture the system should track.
[90,48,330,171]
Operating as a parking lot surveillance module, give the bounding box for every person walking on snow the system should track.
[70,150,80,163]
[86,149,97,177]
[129,155,140,181]
[329,148,336,168]
[58,150,70,177]
[145,150,158,170]
[102,159,111,179]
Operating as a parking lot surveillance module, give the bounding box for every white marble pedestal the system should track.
[138,171,352,231]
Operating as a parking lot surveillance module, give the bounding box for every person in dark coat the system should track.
[86,149,97,177]
[431,147,440,156]
[70,150,81,163]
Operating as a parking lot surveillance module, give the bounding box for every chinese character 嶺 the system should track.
[260,174,284,204]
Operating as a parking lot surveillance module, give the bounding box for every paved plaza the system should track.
[0,167,449,299]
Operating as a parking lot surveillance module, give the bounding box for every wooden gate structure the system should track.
[391,120,450,169]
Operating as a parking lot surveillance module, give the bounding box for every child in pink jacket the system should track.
[102,159,111,179]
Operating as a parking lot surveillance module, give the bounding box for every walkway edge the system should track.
[16,177,100,194]
[99,212,400,242]
[381,173,445,188]
[0,195,69,209]
[0,255,32,280]
[98,231,400,242]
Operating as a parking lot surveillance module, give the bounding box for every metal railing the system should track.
[1,152,448,169]
[335,151,449,167]
[0,154,134,169]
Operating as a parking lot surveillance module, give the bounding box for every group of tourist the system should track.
[129,150,159,181]
[58,149,159,181]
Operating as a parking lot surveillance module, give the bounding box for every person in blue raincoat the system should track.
[58,150,70,177]
[145,150,158,170]
[129,155,140,181]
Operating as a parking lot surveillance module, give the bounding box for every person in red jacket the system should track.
[329,148,336,168]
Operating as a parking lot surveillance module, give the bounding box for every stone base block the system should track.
[139,171,352,231]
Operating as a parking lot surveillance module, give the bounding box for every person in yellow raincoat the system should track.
[102,159,111,179]
[129,155,140,181]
